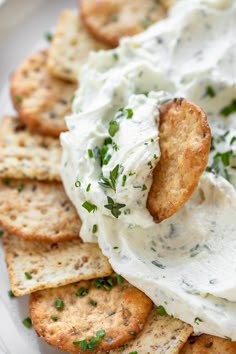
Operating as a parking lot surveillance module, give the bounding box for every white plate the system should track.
[0,1,76,353]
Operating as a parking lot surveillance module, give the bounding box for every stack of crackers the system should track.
[0,1,235,353]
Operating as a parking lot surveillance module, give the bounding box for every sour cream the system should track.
[61,0,236,339]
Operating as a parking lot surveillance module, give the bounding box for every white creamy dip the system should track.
[61,0,236,340]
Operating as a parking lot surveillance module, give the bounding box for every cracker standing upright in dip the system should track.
[61,0,236,340]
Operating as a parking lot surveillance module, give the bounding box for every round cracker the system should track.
[0,179,81,242]
[80,0,167,47]
[180,334,236,354]
[30,277,153,353]
[147,98,211,223]
[10,50,77,137]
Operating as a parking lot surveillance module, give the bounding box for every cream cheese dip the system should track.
[61,0,236,339]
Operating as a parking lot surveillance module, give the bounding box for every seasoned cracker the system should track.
[180,334,236,354]
[0,116,61,181]
[80,0,167,47]
[47,10,110,82]
[112,308,192,354]
[3,234,112,296]
[0,179,81,242]
[10,50,77,137]
[30,278,152,353]
[147,98,211,223]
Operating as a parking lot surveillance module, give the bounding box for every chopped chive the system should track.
[8,289,15,298]
[154,154,158,160]
[3,177,11,185]
[24,272,32,280]
[157,305,167,316]
[113,53,119,61]
[109,120,119,137]
[45,32,53,42]
[194,317,203,325]
[22,317,32,328]
[17,183,24,192]
[104,137,112,145]
[124,108,133,119]
[129,171,136,176]
[51,316,58,322]
[220,99,236,117]
[113,246,119,249]
[75,180,81,188]
[0,229,4,237]
[230,136,236,145]
[82,201,97,213]
[117,274,124,285]
[122,175,127,187]
[148,161,153,169]
[142,184,147,191]
[55,299,64,311]
[90,299,97,306]
[205,86,216,98]
[92,224,98,234]
[86,183,91,192]
[88,149,94,158]
[14,95,23,103]
[129,352,138,354]
[76,287,88,297]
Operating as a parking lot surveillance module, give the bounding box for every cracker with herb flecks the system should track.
[180,334,236,354]
[147,98,211,223]
[80,0,167,47]
[111,308,192,354]
[29,277,152,353]
[3,234,112,296]
[10,50,77,137]
[0,179,81,242]
[0,116,61,181]
[47,10,110,82]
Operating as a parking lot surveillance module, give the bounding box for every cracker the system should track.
[111,308,192,354]
[180,334,236,354]
[47,10,110,82]
[80,0,167,47]
[10,50,77,137]
[3,234,112,296]
[29,277,152,353]
[147,98,211,223]
[0,116,61,181]
[0,179,81,242]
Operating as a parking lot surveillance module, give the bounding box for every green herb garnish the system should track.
[82,201,97,213]
[92,224,98,234]
[104,196,126,218]
[142,184,147,191]
[88,149,94,158]
[205,86,216,98]
[117,274,124,285]
[194,317,203,325]
[99,164,119,191]
[220,99,236,116]
[113,53,119,61]
[73,329,106,350]
[3,177,11,185]
[86,183,91,192]
[75,180,81,187]
[14,95,23,103]
[45,32,53,42]
[109,120,119,137]
[230,136,236,145]
[124,108,133,119]
[17,183,24,192]
[90,299,97,306]
[206,150,233,181]
[22,317,32,328]
[140,18,150,28]
[51,316,58,322]
[100,145,111,165]
[94,277,113,290]
[8,289,15,298]
[76,287,88,297]
[0,229,4,237]
[55,299,64,311]
[157,305,167,316]
[122,175,127,187]
[24,272,32,280]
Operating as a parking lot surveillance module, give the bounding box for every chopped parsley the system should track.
[104,196,126,218]
[142,184,147,191]
[14,95,23,103]
[109,120,119,137]
[88,149,94,158]
[206,150,233,181]
[24,272,32,280]
[129,171,136,176]
[92,224,98,234]
[76,287,88,297]
[129,352,138,354]
[205,85,216,98]
[17,183,24,192]
[45,32,53,42]
[220,99,236,116]
[75,180,81,188]
[90,299,97,306]
[124,108,133,119]
[100,145,111,165]
[22,317,32,328]
[194,317,203,325]
[148,161,153,169]
[99,164,119,191]
[8,289,15,298]
[82,201,97,213]
[55,299,64,311]
[73,329,106,350]
[156,305,167,316]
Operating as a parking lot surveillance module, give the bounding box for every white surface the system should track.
[0,1,76,353]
